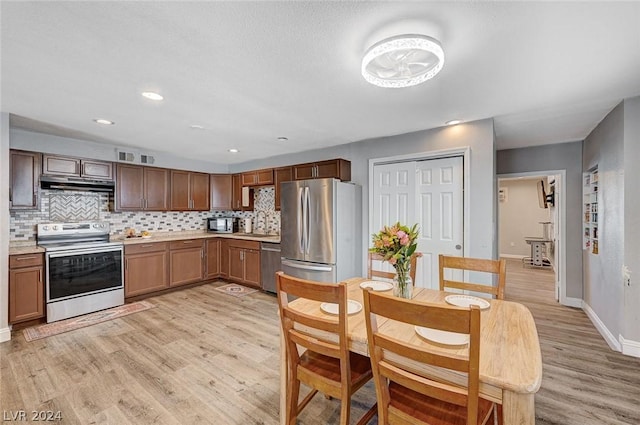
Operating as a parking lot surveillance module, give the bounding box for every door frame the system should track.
[368,147,471,264]
[497,170,568,305]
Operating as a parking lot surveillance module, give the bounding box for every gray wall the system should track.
[1,113,11,341]
[10,128,229,173]
[236,119,497,274]
[583,103,625,341]
[624,97,640,342]
[497,141,584,299]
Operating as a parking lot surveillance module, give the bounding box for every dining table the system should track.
[279,277,543,425]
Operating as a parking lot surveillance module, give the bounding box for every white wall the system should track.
[499,178,551,257]
[1,113,11,342]
[10,128,229,173]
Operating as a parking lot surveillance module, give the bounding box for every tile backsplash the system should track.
[10,186,280,241]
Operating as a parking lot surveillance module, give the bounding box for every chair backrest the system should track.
[363,289,482,425]
[275,271,350,384]
[439,254,507,300]
[367,252,421,282]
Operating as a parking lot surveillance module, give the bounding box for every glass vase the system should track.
[393,264,413,299]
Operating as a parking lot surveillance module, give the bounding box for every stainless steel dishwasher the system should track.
[261,242,281,293]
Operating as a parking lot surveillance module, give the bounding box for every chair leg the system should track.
[287,377,300,425]
[339,395,351,425]
[356,403,377,425]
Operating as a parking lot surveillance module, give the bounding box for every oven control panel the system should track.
[37,221,110,237]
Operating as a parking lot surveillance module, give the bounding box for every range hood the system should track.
[40,175,115,192]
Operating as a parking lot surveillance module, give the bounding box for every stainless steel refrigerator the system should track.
[280,178,361,283]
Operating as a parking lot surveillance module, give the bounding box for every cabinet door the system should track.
[170,247,204,286]
[210,174,232,210]
[190,172,210,211]
[144,167,169,211]
[315,159,351,181]
[232,174,242,211]
[205,239,220,278]
[274,166,292,211]
[42,154,81,176]
[243,249,261,287]
[125,251,168,297]
[293,163,315,180]
[220,239,229,278]
[256,169,274,185]
[170,170,191,210]
[82,159,113,180]
[9,150,41,210]
[228,246,245,282]
[116,164,144,210]
[9,266,44,323]
[241,172,257,186]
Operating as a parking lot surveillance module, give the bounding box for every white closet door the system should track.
[371,162,417,276]
[372,156,464,290]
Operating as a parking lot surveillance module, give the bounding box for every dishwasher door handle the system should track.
[261,247,281,253]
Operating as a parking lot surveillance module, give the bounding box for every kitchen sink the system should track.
[238,232,277,238]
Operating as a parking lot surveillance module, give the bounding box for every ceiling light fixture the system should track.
[141,91,163,101]
[445,119,462,126]
[93,118,114,125]
[362,34,444,88]
[228,148,239,153]
[190,124,204,130]
[277,137,289,142]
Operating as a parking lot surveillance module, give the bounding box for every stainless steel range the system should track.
[37,221,124,323]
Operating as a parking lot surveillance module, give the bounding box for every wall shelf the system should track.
[583,167,599,254]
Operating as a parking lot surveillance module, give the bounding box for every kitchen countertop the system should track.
[8,231,279,256]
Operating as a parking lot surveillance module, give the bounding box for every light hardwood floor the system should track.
[1,264,639,424]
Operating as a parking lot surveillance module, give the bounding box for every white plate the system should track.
[320,300,363,315]
[141,235,151,239]
[415,326,469,346]
[359,280,393,291]
[445,295,490,310]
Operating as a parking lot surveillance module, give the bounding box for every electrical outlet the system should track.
[622,265,631,286]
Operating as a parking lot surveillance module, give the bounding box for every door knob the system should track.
[455,244,462,250]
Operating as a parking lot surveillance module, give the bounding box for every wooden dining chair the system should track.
[276,272,376,425]
[367,252,422,282]
[362,289,497,425]
[439,254,507,300]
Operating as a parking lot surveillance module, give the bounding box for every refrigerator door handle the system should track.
[304,186,311,255]
[298,187,305,254]
[282,260,333,272]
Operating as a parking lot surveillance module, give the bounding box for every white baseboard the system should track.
[561,296,583,308]
[0,326,11,343]
[499,253,527,259]
[582,302,621,352]
[619,335,640,358]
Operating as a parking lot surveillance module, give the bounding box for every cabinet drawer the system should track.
[125,242,168,254]
[9,254,44,268]
[169,239,205,250]
[227,239,260,251]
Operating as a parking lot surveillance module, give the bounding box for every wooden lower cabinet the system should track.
[9,254,44,323]
[227,240,261,288]
[220,239,229,278]
[124,243,169,297]
[205,239,220,278]
[169,240,204,286]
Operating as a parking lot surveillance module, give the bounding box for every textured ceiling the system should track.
[2,2,639,164]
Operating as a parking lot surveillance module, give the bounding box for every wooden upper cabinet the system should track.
[231,174,242,211]
[170,170,210,211]
[9,150,41,210]
[293,159,351,182]
[43,154,113,180]
[241,169,274,186]
[210,174,232,210]
[274,166,293,211]
[116,164,168,211]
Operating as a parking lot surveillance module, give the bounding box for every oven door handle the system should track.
[46,245,123,258]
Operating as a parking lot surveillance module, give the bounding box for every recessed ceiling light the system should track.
[277,137,289,142]
[362,34,445,88]
[190,124,204,130]
[445,119,462,126]
[93,118,114,125]
[228,148,239,153]
[141,91,163,101]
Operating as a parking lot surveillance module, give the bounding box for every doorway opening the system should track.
[497,171,566,304]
